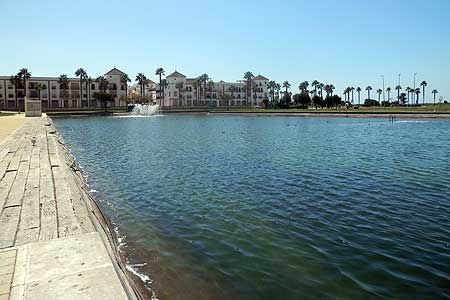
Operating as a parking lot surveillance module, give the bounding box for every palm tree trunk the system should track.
[80,77,82,107]
[422,87,425,104]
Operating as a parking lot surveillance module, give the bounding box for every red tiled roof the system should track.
[166,71,186,78]
[253,75,269,81]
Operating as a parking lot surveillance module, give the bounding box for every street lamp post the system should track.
[381,75,385,102]
[413,72,417,105]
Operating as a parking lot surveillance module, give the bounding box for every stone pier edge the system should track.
[49,116,152,300]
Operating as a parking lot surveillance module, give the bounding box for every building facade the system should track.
[0,68,128,110]
[128,80,157,102]
[158,71,270,107]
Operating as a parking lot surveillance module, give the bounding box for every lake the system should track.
[54,115,450,300]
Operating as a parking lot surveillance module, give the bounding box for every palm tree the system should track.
[9,75,21,108]
[97,76,109,92]
[350,87,355,103]
[160,79,168,106]
[198,74,209,104]
[207,80,215,105]
[120,74,131,102]
[376,89,382,102]
[324,84,331,97]
[330,84,335,96]
[282,81,291,93]
[75,68,87,107]
[192,79,201,106]
[318,83,324,98]
[275,83,281,102]
[155,68,165,106]
[406,87,411,105]
[420,81,427,104]
[135,73,147,99]
[395,85,402,103]
[18,68,31,98]
[415,88,421,104]
[266,81,277,102]
[356,87,361,105]
[243,72,254,106]
[386,87,391,101]
[35,83,44,101]
[298,81,309,92]
[311,80,319,95]
[365,86,372,100]
[86,77,93,106]
[432,89,438,106]
[175,81,184,106]
[58,75,69,107]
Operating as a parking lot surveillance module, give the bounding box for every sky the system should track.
[1,0,450,101]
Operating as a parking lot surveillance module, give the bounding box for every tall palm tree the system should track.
[121,74,131,102]
[376,89,382,102]
[432,89,438,106]
[155,68,165,106]
[86,77,93,106]
[318,83,324,98]
[324,84,331,97]
[199,74,209,104]
[356,87,361,105]
[406,87,411,105]
[18,68,31,98]
[207,80,215,105]
[193,79,200,106]
[266,81,277,102]
[420,81,427,104]
[275,83,281,102]
[160,79,168,105]
[58,75,69,107]
[395,85,402,102]
[10,75,22,108]
[298,81,309,92]
[415,88,420,104]
[350,87,355,103]
[311,80,319,95]
[135,73,147,99]
[96,76,109,93]
[175,81,184,106]
[386,87,391,101]
[365,86,372,100]
[75,68,87,107]
[330,84,335,96]
[35,83,44,101]
[282,81,291,93]
[243,72,254,106]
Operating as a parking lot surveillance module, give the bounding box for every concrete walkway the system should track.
[0,114,25,144]
[0,117,142,300]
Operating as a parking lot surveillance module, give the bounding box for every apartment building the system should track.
[0,68,128,110]
[159,71,270,107]
[128,79,157,102]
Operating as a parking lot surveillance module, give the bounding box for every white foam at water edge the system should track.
[395,120,430,123]
[126,264,153,285]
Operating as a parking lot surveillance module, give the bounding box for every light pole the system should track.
[381,75,385,102]
[413,72,417,105]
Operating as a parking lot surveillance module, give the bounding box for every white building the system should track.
[0,68,128,110]
[159,71,270,107]
[128,80,157,102]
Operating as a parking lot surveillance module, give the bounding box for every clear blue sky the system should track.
[2,0,449,101]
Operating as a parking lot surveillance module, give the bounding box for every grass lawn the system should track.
[0,112,17,117]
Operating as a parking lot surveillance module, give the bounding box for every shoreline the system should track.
[44,110,450,119]
[50,116,154,299]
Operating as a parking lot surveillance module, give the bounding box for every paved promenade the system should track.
[0,117,143,300]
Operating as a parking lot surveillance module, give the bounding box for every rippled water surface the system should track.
[54,116,450,300]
